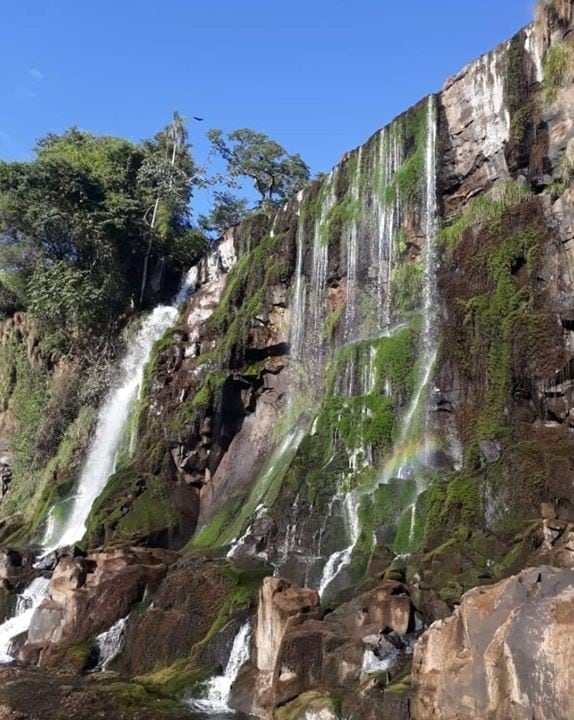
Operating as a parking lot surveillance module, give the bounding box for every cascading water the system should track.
[0,260,203,664]
[375,124,403,331]
[43,265,199,553]
[91,616,128,672]
[380,94,439,484]
[344,147,362,344]
[318,490,360,597]
[0,576,50,663]
[43,305,181,551]
[187,622,251,714]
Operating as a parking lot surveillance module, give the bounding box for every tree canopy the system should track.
[0,119,205,351]
[207,128,310,206]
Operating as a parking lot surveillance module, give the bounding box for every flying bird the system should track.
[193,116,204,122]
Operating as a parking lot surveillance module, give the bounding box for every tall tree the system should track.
[137,111,196,304]
[207,128,310,205]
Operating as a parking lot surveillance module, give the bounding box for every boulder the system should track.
[412,566,574,720]
[234,577,418,716]
[119,557,237,675]
[25,547,176,665]
[0,548,35,586]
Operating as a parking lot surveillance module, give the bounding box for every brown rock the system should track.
[412,566,574,720]
[25,547,176,664]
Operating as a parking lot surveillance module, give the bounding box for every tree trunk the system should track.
[139,197,159,306]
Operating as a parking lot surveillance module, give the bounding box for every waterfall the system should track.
[0,576,50,663]
[374,124,403,330]
[0,259,204,664]
[318,491,360,597]
[290,192,307,365]
[43,268,199,552]
[187,622,251,714]
[344,148,362,343]
[308,169,337,382]
[380,95,439,483]
[91,616,128,672]
[42,305,180,551]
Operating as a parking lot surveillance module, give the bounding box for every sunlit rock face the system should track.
[24,548,175,665]
[3,3,574,720]
[412,566,574,720]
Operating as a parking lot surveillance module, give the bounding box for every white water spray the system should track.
[380,95,439,484]
[92,616,128,671]
[0,576,50,663]
[43,304,180,551]
[318,491,360,597]
[187,622,251,713]
[0,260,202,664]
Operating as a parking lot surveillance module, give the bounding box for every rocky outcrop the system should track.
[24,547,176,666]
[247,577,322,714]
[0,666,189,720]
[119,557,237,675]
[412,566,574,720]
[234,577,419,717]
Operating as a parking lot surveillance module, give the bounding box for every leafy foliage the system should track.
[198,191,249,234]
[0,123,205,344]
[542,41,574,102]
[207,128,310,205]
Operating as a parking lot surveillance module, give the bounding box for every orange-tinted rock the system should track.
[412,566,574,720]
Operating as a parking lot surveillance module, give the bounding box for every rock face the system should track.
[412,566,574,720]
[119,557,237,675]
[234,577,419,717]
[25,547,176,665]
[4,3,574,720]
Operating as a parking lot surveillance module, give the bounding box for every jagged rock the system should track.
[478,439,501,464]
[411,566,574,720]
[25,547,176,664]
[255,577,321,674]
[0,548,35,585]
[118,557,237,675]
[0,457,11,498]
[234,578,418,716]
[0,666,187,719]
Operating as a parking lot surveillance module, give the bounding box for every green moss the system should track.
[322,304,345,341]
[321,196,361,245]
[101,681,184,716]
[137,562,266,698]
[424,471,482,546]
[506,36,532,149]
[190,425,304,552]
[438,181,533,256]
[390,261,423,315]
[276,692,341,720]
[187,495,246,552]
[394,150,424,206]
[542,41,574,103]
[86,470,177,547]
[61,641,92,672]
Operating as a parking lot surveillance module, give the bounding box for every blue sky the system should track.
[0,0,533,215]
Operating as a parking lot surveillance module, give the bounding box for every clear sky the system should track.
[0,0,534,215]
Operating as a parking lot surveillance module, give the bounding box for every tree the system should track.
[207,128,310,205]
[0,123,205,346]
[198,191,249,234]
[137,112,197,304]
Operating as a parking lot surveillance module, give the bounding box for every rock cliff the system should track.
[0,1,574,719]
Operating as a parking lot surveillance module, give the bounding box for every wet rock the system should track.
[478,439,501,464]
[120,557,236,675]
[25,547,176,665]
[0,456,12,498]
[0,548,35,586]
[0,665,188,719]
[235,578,418,716]
[412,566,574,720]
